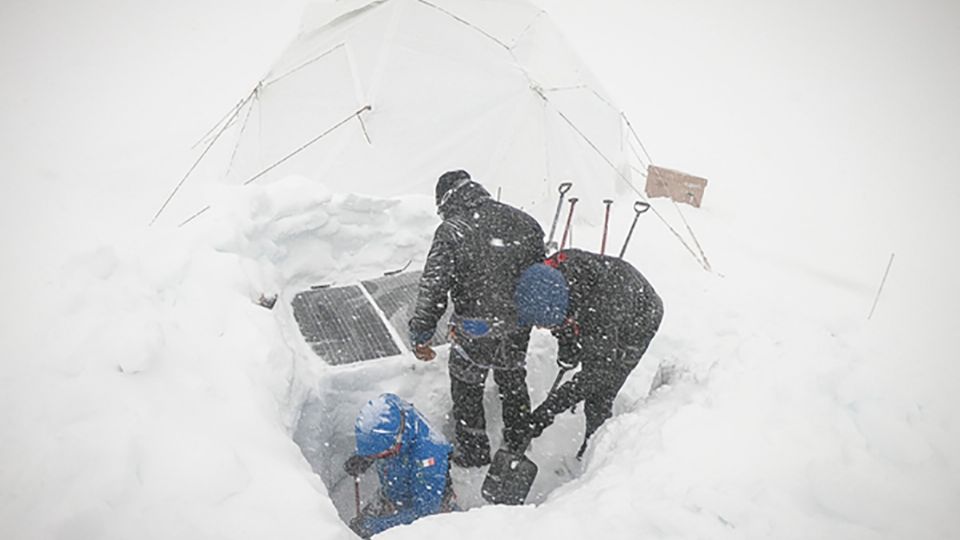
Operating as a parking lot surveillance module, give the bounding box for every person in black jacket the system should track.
[409,170,546,467]
[511,249,664,458]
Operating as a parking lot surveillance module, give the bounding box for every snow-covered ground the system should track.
[2,1,959,539]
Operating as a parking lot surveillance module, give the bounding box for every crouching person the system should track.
[512,249,664,458]
[343,393,456,538]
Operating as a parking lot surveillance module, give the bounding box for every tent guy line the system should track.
[175,105,373,228]
[150,86,260,226]
[223,85,261,180]
[191,43,347,153]
[264,43,348,88]
[191,90,255,151]
[539,88,712,272]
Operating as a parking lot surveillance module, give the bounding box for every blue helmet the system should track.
[515,263,569,328]
[355,393,407,457]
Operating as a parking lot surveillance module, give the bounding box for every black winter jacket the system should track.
[549,249,663,368]
[409,182,545,341]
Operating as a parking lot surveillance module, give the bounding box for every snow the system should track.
[2,1,959,540]
[357,395,398,435]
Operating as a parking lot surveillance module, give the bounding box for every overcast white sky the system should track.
[538,0,960,365]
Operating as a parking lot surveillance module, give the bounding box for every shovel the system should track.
[480,367,571,505]
[481,448,538,505]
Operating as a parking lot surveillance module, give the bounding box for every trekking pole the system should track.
[559,197,579,251]
[546,182,573,250]
[618,201,651,258]
[600,199,613,255]
[353,475,362,518]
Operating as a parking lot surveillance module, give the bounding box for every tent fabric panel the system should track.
[182,0,641,236]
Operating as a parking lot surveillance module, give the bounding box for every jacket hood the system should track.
[438,180,490,219]
[355,393,410,457]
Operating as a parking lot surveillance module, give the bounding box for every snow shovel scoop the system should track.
[480,367,570,505]
[480,449,538,505]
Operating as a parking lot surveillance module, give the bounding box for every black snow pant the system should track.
[448,328,532,462]
[528,333,655,456]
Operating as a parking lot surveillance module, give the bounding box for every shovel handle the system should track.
[547,182,574,249]
[559,198,579,252]
[600,199,614,255]
[619,201,651,259]
[548,367,571,395]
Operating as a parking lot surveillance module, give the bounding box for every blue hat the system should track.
[515,264,569,328]
[355,393,406,457]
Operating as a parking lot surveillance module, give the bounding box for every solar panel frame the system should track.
[291,271,455,366]
[361,271,453,349]
[291,284,401,365]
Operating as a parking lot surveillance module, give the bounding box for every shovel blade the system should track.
[481,449,538,505]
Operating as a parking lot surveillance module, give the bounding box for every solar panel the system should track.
[291,284,401,365]
[361,271,453,348]
[291,271,455,365]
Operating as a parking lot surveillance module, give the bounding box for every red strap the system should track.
[544,251,567,268]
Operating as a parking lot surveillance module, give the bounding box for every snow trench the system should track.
[6,176,679,539]
[290,335,671,522]
[226,178,675,521]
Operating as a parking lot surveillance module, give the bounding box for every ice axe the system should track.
[545,182,573,251]
[559,197,579,251]
[350,474,371,539]
[600,199,613,255]
[618,201,651,258]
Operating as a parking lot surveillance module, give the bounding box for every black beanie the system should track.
[435,170,471,206]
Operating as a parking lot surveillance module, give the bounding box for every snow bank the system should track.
[0,176,437,540]
[2,173,957,540]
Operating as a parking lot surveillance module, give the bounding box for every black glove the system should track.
[556,334,581,371]
[344,454,374,476]
[349,516,371,539]
[557,354,579,370]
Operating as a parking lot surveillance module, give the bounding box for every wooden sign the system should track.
[644,165,708,208]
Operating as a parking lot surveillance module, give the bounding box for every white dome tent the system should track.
[144,0,711,523]
[147,4,712,517]
[152,0,708,271]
